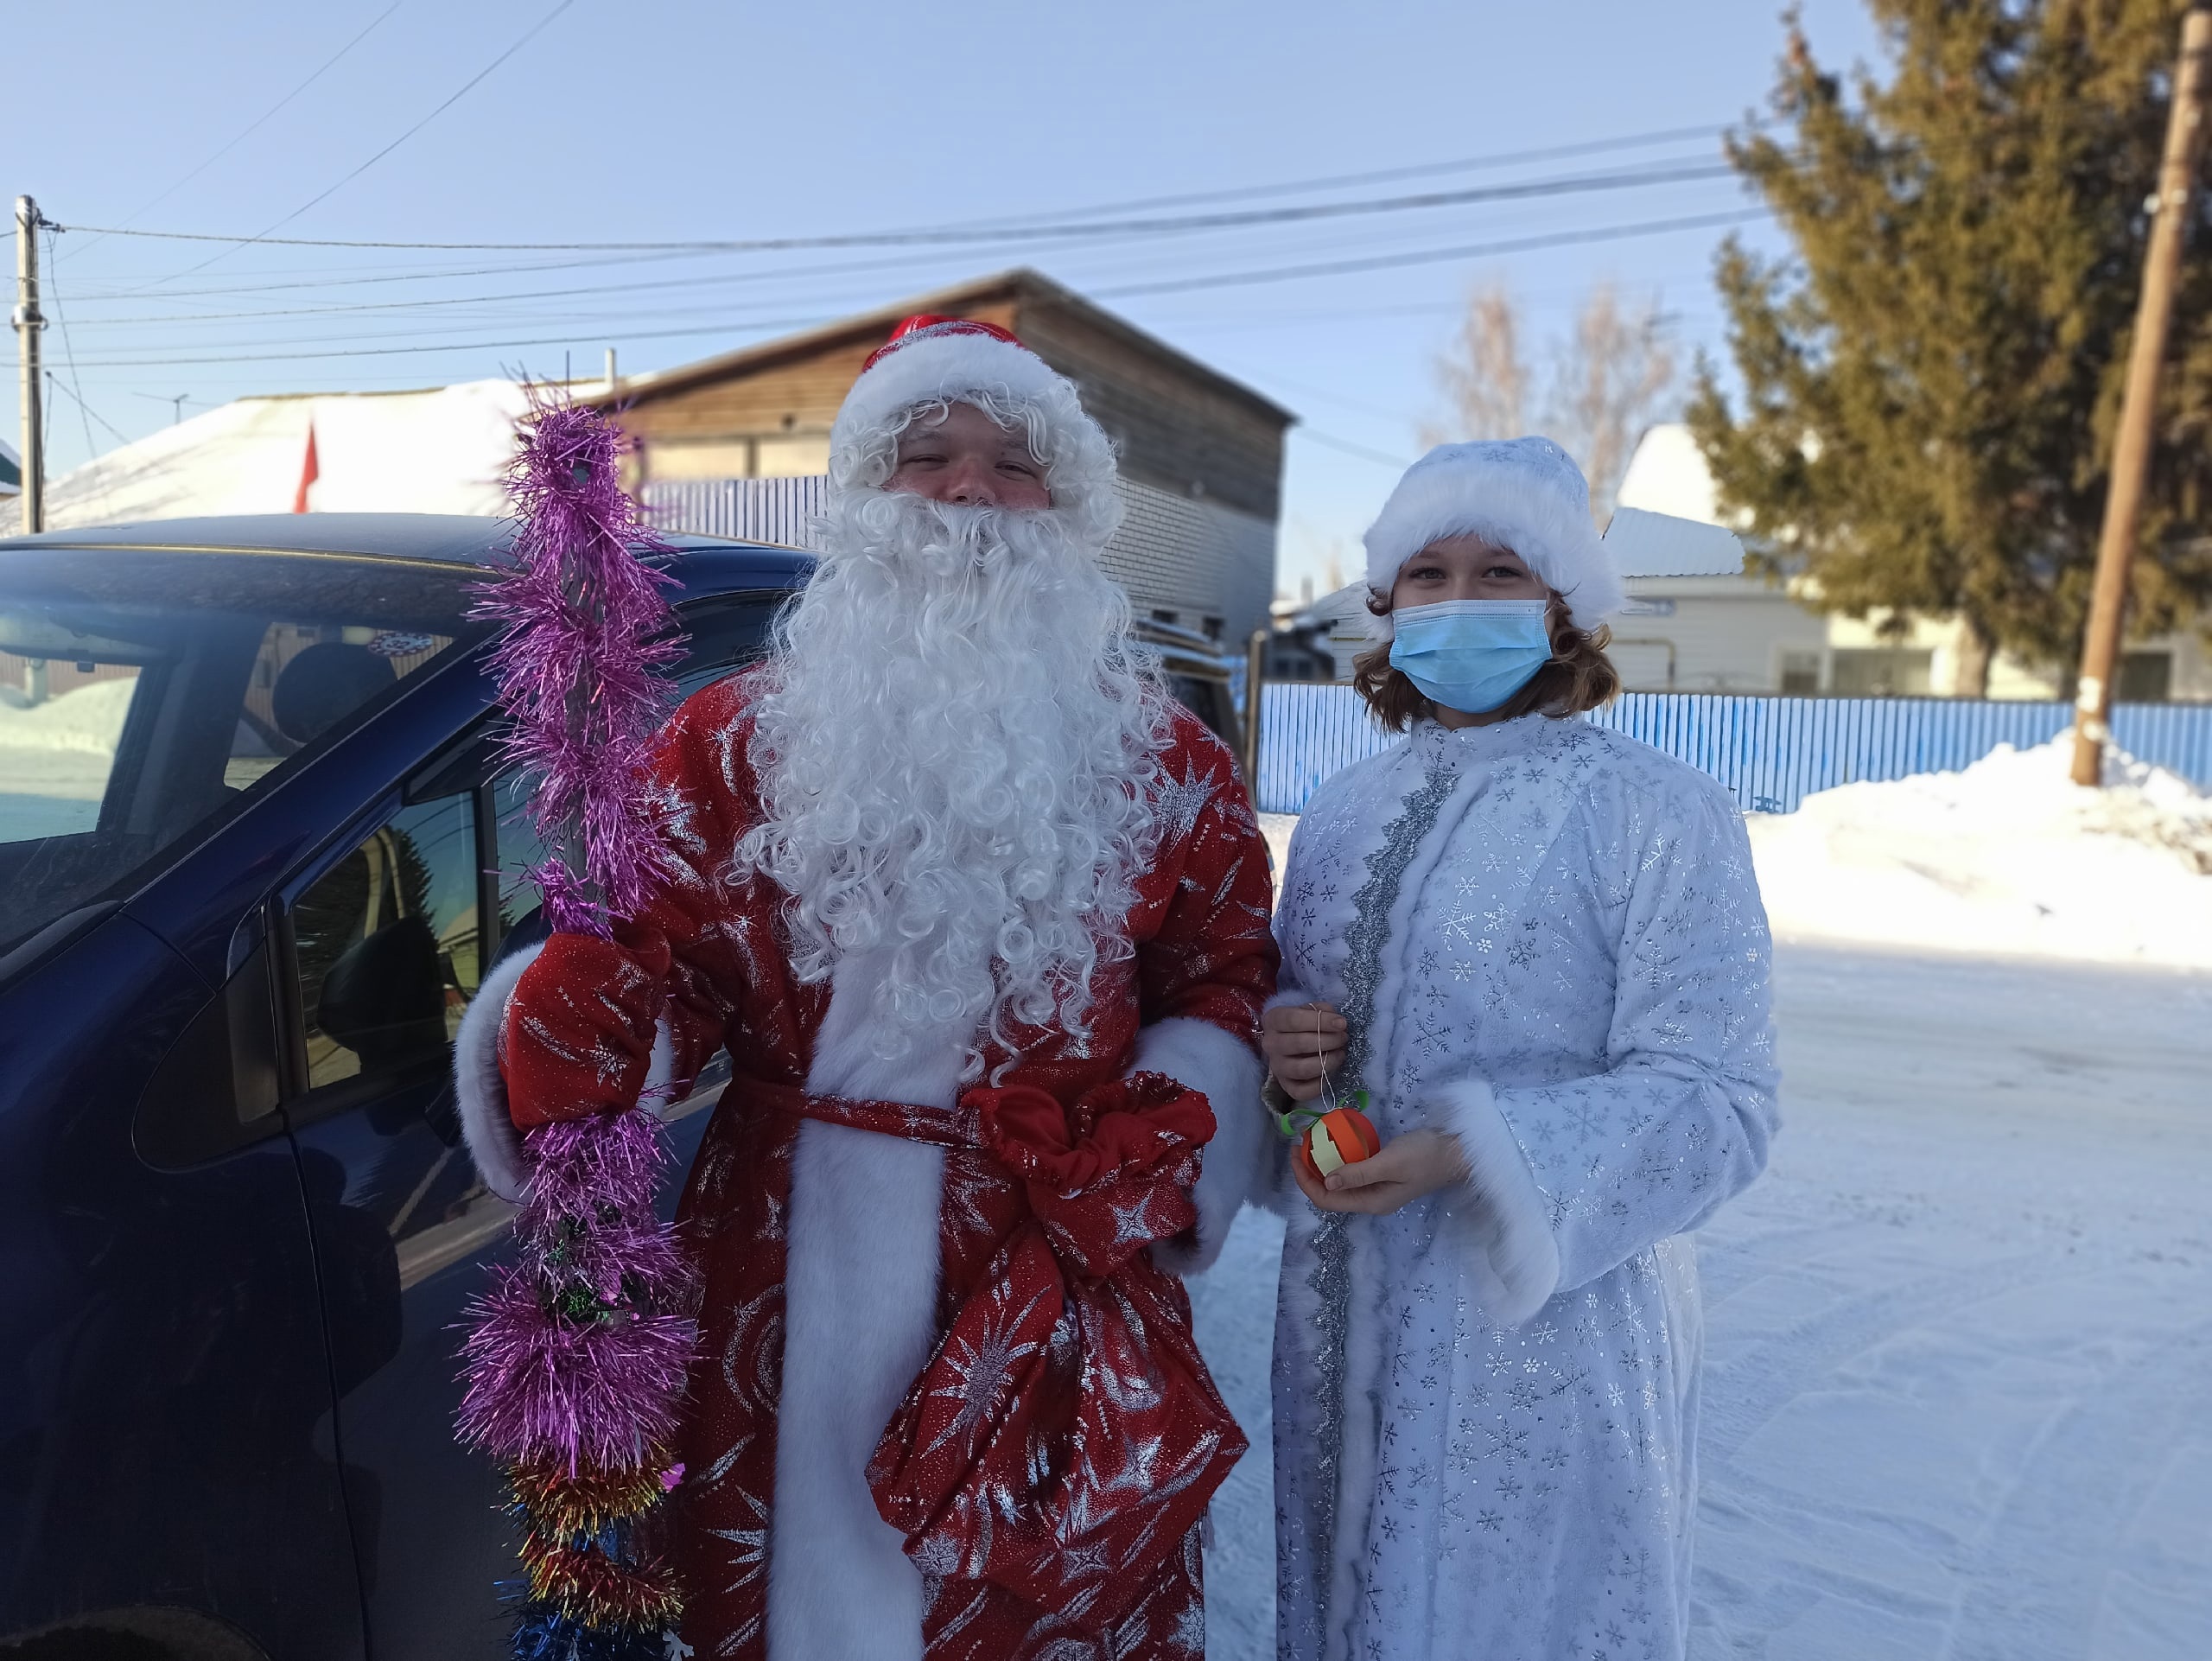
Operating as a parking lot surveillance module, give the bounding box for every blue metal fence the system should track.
[1253,686,2212,815]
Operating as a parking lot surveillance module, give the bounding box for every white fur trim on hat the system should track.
[1363,437,1628,632]
[831,327,1067,457]
[826,322,1122,542]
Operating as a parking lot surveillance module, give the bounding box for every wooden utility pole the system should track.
[13,196,45,536]
[2072,5,2212,785]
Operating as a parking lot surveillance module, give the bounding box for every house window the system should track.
[1830,648,1933,697]
[1201,616,1224,641]
[1779,651,1821,696]
[2119,651,2172,703]
[1151,609,1179,627]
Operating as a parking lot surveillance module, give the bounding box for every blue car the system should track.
[0,515,810,1661]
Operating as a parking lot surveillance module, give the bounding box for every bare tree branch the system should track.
[1552,283,1677,519]
[1426,284,1530,449]
[1428,281,1679,519]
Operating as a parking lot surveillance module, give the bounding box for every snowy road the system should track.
[1186,944,2212,1660]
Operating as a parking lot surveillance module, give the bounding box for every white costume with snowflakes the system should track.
[1268,710,1777,1661]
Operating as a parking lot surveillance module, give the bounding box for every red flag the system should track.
[292,422,319,513]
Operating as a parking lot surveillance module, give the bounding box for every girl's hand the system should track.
[1262,1001,1348,1103]
[1290,1128,1468,1217]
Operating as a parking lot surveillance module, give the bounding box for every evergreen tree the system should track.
[1688,0,2212,694]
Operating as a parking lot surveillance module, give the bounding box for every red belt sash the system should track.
[746,1069,1247,1631]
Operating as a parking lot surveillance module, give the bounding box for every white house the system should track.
[1609,424,2210,701]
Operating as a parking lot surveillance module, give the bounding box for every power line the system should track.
[62,249,746,304]
[1092,207,1769,299]
[143,0,577,286]
[35,315,831,369]
[73,156,1740,261]
[58,232,1266,325]
[1298,429,1414,469]
[62,3,404,264]
[929,124,1741,231]
[44,372,134,447]
[64,123,1738,252]
[29,206,1774,369]
[41,226,99,462]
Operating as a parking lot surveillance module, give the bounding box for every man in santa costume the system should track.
[458,315,1279,1659]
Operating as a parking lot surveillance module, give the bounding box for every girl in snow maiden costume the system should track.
[1259,436,1779,1661]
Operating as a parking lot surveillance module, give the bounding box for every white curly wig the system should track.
[826,317,1123,543]
[736,317,1166,1078]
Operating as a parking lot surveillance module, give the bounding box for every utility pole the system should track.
[13,195,45,536]
[2071,5,2212,785]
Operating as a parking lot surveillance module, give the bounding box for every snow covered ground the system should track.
[1747,739,2212,971]
[0,679,135,838]
[1212,754,2212,1658]
[1187,944,2212,1660]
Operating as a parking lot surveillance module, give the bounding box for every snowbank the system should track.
[1748,735,2212,971]
[0,678,137,757]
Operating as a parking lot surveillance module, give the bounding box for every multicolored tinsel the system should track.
[459,395,697,1660]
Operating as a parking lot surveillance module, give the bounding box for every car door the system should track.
[274,594,780,1661]
[2,550,490,1661]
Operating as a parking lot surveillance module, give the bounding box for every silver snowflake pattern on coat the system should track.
[1269,716,1777,1661]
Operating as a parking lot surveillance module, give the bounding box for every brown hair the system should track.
[1351,589,1620,734]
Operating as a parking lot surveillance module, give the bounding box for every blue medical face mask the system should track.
[1387,599,1553,715]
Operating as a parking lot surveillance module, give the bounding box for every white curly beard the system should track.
[739,487,1166,1077]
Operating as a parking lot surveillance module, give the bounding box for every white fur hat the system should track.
[828,315,1121,539]
[1363,437,1627,631]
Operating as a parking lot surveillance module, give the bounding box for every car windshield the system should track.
[0,545,487,962]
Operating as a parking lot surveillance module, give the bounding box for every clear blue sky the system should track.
[4,0,1882,595]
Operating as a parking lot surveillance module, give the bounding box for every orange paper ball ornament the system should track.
[1294,1106,1382,1186]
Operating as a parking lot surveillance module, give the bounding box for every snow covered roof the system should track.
[45,379,534,529]
[1615,423,1719,525]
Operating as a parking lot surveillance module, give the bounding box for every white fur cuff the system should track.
[1135,1016,1268,1276]
[454,941,545,1203]
[1427,1076,1560,1326]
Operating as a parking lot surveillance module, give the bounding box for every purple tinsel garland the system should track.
[474,398,683,935]
[458,1114,698,1473]
[456,393,696,1645]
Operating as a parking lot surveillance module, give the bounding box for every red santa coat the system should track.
[465,667,1279,1661]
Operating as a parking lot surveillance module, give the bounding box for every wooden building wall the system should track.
[609,280,1285,521]
[1009,291,1284,521]
[615,301,1024,485]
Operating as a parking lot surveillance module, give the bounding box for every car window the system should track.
[291,792,482,1093]
[0,549,482,964]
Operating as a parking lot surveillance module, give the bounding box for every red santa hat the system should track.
[829,314,1121,538]
[1363,436,1627,632]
